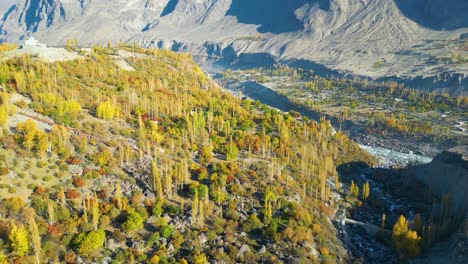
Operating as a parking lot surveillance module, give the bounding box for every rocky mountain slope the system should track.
[409,145,468,211]
[1,0,467,94]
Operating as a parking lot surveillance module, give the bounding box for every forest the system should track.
[0,44,377,263]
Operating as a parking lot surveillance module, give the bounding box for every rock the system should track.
[236,244,251,260]
[107,239,119,252]
[68,165,83,176]
[409,145,468,210]
[259,245,266,254]
[217,247,225,255]
[144,189,155,201]
[167,243,175,254]
[198,233,208,245]
[131,241,145,251]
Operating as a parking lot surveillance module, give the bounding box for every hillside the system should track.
[0,0,467,94]
[409,145,468,211]
[0,45,375,262]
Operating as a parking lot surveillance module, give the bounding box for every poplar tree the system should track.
[191,188,199,226]
[91,195,100,231]
[9,223,29,257]
[151,161,163,199]
[361,181,370,200]
[23,208,41,264]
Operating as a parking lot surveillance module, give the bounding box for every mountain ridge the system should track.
[1,0,467,94]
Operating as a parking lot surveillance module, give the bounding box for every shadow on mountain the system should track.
[395,0,468,30]
[23,0,41,32]
[226,0,330,34]
[161,0,178,17]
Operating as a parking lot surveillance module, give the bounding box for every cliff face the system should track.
[412,145,468,211]
[0,0,467,94]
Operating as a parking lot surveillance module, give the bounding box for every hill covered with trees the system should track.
[0,44,375,263]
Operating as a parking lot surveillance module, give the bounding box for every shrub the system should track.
[73,177,86,188]
[122,208,145,234]
[65,189,81,199]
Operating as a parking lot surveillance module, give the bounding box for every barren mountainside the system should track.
[1,0,467,93]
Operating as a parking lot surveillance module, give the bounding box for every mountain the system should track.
[409,145,468,211]
[1,0,467,94]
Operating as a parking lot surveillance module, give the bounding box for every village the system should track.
[217,68,467,156]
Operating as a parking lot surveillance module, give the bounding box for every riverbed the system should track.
[360,145,433,168]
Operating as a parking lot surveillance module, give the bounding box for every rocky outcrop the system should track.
[411,145,468,210]
[0,0,466,94]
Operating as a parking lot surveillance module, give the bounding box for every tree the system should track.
[15,119,38,151]
[22,208,41,264]
[54,100,82,125]
[381,213,386,229]
[192,253,208,264]
[361,181,370,200]
[96,101,116,120]
[349,180,359,197]
[0,251,8,264]
[412,214,423,234]
[75,229,106,257]
[115,181,123,210]
[148,122,164,144]
[226,140,238,162]
[0,105,7,126]
[9,223,29,257]
[199,145,212,163]
[392,215,421,259]
[151,161,163,199]
[263,189,277,224]
[90,195,100,231]
[122,208,145,234]
[191,188,199,226]
[35,130,48,157]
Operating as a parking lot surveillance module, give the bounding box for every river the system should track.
[360,145,433,167]
[212,76,434,167]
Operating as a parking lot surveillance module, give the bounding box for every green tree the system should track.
[226,140,238,162]
[263,189,277,224]
[55,100,82,125]
[75,229,106,257]
[122,208,145,234]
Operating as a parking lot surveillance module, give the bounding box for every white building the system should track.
[23,37,46,48]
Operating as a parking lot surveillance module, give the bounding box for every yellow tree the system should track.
[0,106,7,127]
[151,161,163,199]
[263,189,277,224]
[22,208,41,264]
[90,194,100,231]
[96,101,116,120]
[361,181,370,200]
[0,251,7,264]
[35,130,48,158]
[9,223,29,257]
[393,215,421,259]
